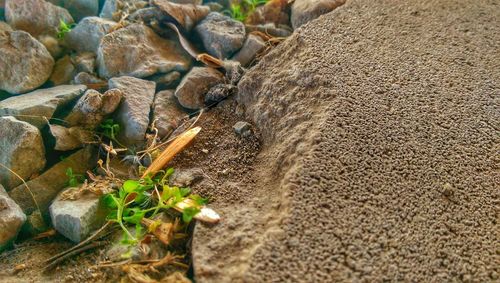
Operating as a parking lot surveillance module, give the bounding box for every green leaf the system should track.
[102,194,118,209]
[123,208,146,224]
[106,210,118,221]
[180,187,191,197]
[123,180,140,193]
[190,194,208,206]
[182,207,200,223]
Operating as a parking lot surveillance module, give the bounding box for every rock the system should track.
[9,147,96,214]
[5,0,73,37]
[205,84,235,105]
[0,184,26,252]
[151,0,210,31]
[291,0,345,29]
[152,90,185,139]
[205,2,223,12]
[49,188,106,243]
[232,121,251,136]
[49,124,93,151]
[49,55,76,86]
[0,21,12,31]
[109,76,156,145]
[100,0,148,21]
[0,117,45,190]
[169,168,204,187]
[65,88,122,129]
[0,30,54,94]
[246,0,289,26]
[169,0,201,4]
[19,209,48,236]
[231,34,266,67]
[65,16,118,53]
[149,71,181,90]
[245,23,292,37]
[48,0,99,22]
[0,85,87,128]
[175,67,224,110]
[97,24,191,79]
[195,12,246,59]
[73,72,106,86]
[72,52,96,73]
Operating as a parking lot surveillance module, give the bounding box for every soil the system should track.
[193,0,500,282]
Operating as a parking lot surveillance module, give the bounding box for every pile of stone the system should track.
[0,0,344,249]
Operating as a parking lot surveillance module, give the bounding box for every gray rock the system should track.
[0,30,54,94]
[205,84,235,105]
[65,16,118,53]
[73,72,106,86]
[169,168,204,187]
[152,90,185,139]
[149,71,181,90]
[291,0,345,29]
[0,85,87,128]
[48,0,99,22]
[0,117,45,190]
[195,12,246,59]
[97,24,191,79]
[49,124,93,151]
[175,67,224,110]
[232,34,266,67]
[5,0,73,37]
[100,0,148,21]
[109,76,156,145]
[0,184,26,252]
[49,188,106,243]
[73,52,96,74]
[9,146,96,214]
[233,121,251,136]
[49,55,76,86]
[65,88,122,129]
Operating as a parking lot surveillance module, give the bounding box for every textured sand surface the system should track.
[193,0,499,282]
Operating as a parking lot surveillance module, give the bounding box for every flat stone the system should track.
[0,184,26,252]
[174,67,224,110]
[152,90,185,139]
[231,34,266,67]
[65,88,122,129]
[49,188,106,243]
[109,76,156,145]
[0,117,45,190]
[8,146,96,215]
[195,12,246,59]
[97,23,191,79]
[291,0,345,29]
[65,16,118,53]
[49,55,76,86]
[149,71,181,90]
[5,0,73,37]
[0,85,87,128]
[0,30,54,94]
[48,0,99,22]
[49,124,93,151]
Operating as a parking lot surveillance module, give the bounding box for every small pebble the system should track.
[233,121,251,136]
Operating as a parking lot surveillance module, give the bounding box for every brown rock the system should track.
[151,0,210,31]
[291,0,345,29]
[174,67,224,110]
[152,90,185,138]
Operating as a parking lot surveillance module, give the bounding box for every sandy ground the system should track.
[192,0,500,282]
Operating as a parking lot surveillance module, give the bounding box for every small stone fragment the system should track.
[205,84,236,105]
[5,0,73,37]
[100,0,148,21]
[195,12,246,59]
[0,184,27,252]
[72,52,96,74]
[175,67,224,110]
[0,117,46,190]
[73,72,106,86]
[149,71,182,90]
[152,0,210,31]
[97,24,191,79]
[0,85,87,128]
[233,121,252,136]
[49,55,76,86]
[38,35,63,59]
[232,34,267,67]
[291,0,346,29]
[0,30,54,94]
[48,0,99,22]
[152,90,185,139]
[65,16,118,53]
[49,188,106,243]
[246,0,289,26]
[109,76,156,145]
[65,88,122,129]
[49,124,93,151]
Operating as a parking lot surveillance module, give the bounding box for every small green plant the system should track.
[98,119,127,148]
[57,19,74,39]
[223,0,269,22]
[66,167,84,187]
[103,168,208,245]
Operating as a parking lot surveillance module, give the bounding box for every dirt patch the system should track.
[192,0,500,282]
